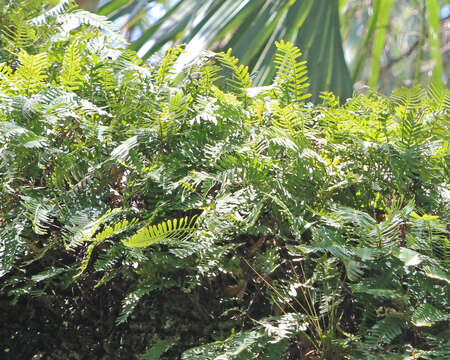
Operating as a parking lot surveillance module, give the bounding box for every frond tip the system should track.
[122,216,198,248]
[274,40,311,103]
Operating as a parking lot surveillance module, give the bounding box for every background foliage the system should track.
[78,0,449,99]
[0,1,449,359]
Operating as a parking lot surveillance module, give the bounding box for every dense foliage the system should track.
[1,1,449,359]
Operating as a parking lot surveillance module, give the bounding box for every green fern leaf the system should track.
[391,85,426,119]
[74,242,95,278]
[73,211,137,278]
[1,21,36,49]
[412,303,449,327]
[58,9,124,43]
[94,218,139,243]
[216,48,252,98]
[365,315,405,349]
[13,50,49,94]
[20,196,53,235]
[30,0,72,26]
[271,103,303,136]
[274,40,311,104]
[155,45,184,87]
[398,112,426,149]
[427,81,450,111]
[123,216,198,248]
[139,339,174,360]
[116,285,151,324]
[423,265,450,284]
[60,41,83,91]
[0,222,25,278]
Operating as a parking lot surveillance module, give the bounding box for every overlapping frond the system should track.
[216,49,252,98]
[14,50,49,94]
[274,40,311,104]
[123,216,198,248]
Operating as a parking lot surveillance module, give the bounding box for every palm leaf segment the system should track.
[98,0,352,101]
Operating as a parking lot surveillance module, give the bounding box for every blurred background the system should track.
[76,0,449,101]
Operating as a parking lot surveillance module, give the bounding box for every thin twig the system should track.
[380,39,420,74]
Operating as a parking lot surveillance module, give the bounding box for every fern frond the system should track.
[60,41,83,91]
[89,60,117,91]
[115,49,143,68]
[31,205,52,235]
[427,81,450,111]
[94,218,139,243]
[123,216,198,248]
[182,313,304,359]
[13,50,49,94]
[398,112,426,149]
[94,245,124,273]
[155,45,184,87]
[216,48,252,98]
[210,85,241,108]
[198,60,221,86]
[271,103,303,136]
[332,206,377,231]
[264,127,299,152]
[0,62,12,80]
[423,265,450,283]
[181,181,197,194]
[0,121,29,138]
[352,284,409,303]
[75,242,95,278]
[31,266,67,283]
[20,196,53,235]
[274,40,311,104]
[139,339,173,360]
[191,94,220,125]
[111,135,139,161]
[309,226,364,281]
[391,85,425,119]
[332,204,408,248]
[0,221,25,278]
[0,65,13,95]
[1,21,37,49]
[71,208,123,245]
[412,303,449,327]
[58,9,124,42]
[30,0,72,26]
[74,213,137,278]
[365,315,405,349]
[116,285,151,324]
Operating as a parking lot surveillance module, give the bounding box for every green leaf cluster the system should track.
[0,1,448,358]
